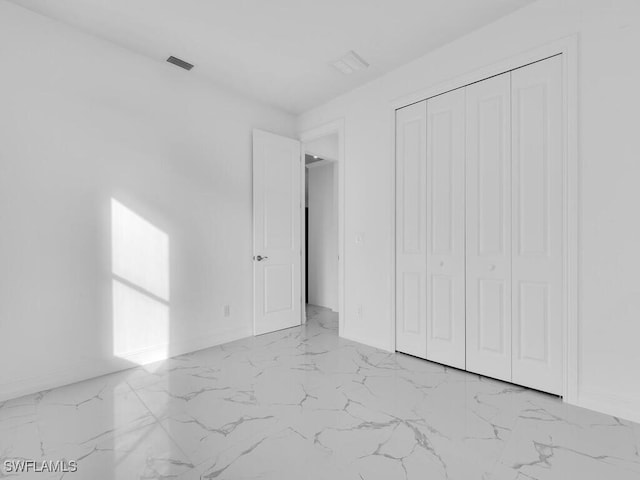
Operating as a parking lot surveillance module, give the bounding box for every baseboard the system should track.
[340,329,394,353]
[118,326,251,365]
[577,389,640,424]
[307,303,337,313]
[0,327,250,403]
[172,327,251,356]
[0,360,122,404]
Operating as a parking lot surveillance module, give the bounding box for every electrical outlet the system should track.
[357,304,363,319]
[224,305,230,317]
[355,232,365,246]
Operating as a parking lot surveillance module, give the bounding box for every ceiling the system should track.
[9,0,534,114]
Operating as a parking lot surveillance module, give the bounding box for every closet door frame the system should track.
[389,35,579,404]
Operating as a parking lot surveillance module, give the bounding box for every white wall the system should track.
[298,0,640,422]
[0,1,295,401]
[307,162,338,311]
[305,135,339,162]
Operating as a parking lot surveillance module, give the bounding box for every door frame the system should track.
[389,35,579,404]
[299,119,345,332]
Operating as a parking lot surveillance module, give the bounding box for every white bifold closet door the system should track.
[465,72,513,382]
[396,56,563,394]
[395,101,428,358]
[425,89,466,369]
[511,56,563,395]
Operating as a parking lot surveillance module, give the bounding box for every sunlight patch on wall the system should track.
[112,199,169,300]
[111,199,170,364]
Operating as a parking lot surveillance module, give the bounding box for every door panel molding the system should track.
[425,88,466,369]
[511,55,563,395]
[395,101,428,358]
[465,72,512,382]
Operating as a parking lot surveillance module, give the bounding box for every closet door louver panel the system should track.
[425,88,467,369]
[465,72,513,382]
[395,101,428,358]
[511,56,564,395]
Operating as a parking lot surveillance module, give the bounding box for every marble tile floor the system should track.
[1,305,639,479]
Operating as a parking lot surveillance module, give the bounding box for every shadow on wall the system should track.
[111,199,170,365]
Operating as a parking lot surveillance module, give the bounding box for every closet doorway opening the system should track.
[303,133,339,322]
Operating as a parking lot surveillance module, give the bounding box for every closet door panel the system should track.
[395,101,428,358]
[426,88,466,369]
[465,73,512,382]
[511,56,563,395]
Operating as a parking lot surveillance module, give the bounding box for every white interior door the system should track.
[465,73,512,382]
[511,56,563,395]
[426,88,466,369]
[395,101,428,358]
[253,129,302,335]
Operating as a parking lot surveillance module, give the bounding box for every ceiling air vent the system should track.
[167,56,194,71]
[331,50,369,75]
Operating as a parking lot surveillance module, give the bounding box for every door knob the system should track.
[254,255,268,261]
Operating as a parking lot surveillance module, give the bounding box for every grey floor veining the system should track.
[1,306,639,479]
